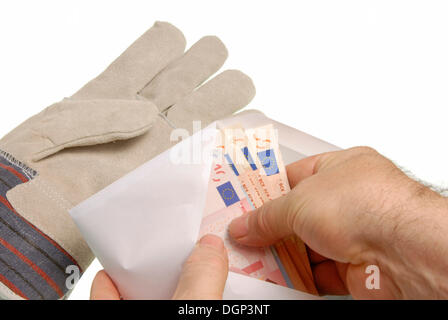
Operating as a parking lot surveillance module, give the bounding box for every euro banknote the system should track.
[199,124,317,294]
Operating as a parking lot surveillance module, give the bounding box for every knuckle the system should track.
[351,146,378,155]
[285,199,299,230]
[285,191,306,234]
[255,205,277,238]
[184,247,228,273]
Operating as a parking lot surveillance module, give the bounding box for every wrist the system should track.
[378,186,448,298]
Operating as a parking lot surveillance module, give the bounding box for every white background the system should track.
[0,0,447,299]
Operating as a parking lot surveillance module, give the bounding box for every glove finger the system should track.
[166,70,255,129]
[139,36,228,112]
[71,21,186,100]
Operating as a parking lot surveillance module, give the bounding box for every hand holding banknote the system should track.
[200,125,317,294]
[91,235,229,300]
[229,147,448,299]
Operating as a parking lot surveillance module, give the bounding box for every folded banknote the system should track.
[199,124,318,295]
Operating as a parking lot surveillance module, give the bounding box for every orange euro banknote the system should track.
[199,125,318,294]
[199,150,289,286]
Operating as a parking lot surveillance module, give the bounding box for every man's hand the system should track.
[90,234,229,300]
[229,147,448,299]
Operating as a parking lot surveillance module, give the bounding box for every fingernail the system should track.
[229,213,249,239]
[199,234,224,251]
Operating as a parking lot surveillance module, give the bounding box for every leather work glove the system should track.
[0,21,255,299]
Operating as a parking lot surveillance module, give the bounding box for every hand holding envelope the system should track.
[199,124,317,294]
[70,113,337,300]
[77,110,448,300]
[91,234,229,300]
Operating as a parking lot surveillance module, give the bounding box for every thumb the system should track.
[172,234,229,300]
[90,270,121,300]
[228,152,331,247]
[228,192,300,247]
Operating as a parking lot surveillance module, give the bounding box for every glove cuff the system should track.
[0,150,91,299]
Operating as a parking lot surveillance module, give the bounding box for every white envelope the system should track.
[70,111,340,300]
